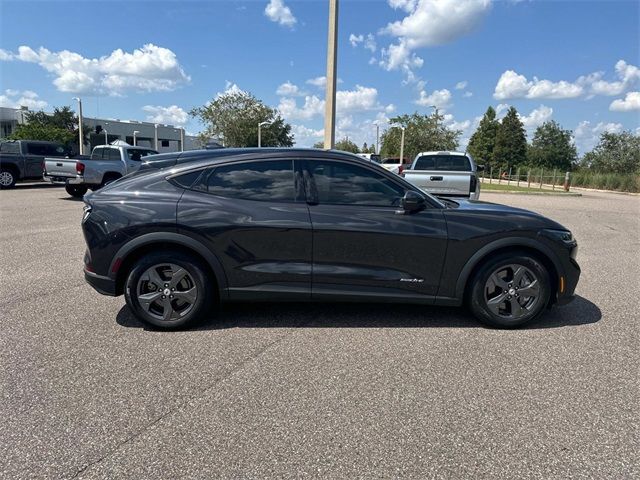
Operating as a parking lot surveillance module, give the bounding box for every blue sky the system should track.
[1,0,638,153]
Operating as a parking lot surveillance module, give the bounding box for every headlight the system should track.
[541,229,576,245]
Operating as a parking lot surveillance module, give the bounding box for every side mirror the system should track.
[400,190,426,214]
[477,164,485,172]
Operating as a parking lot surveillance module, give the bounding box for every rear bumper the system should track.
[44,174,84,185]
[84,269,117,296]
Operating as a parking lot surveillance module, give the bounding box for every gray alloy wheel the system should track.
[136,263,198,323]
[484,264,541,320]
[0,169,16,188]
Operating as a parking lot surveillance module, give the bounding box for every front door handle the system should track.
[430,176,443,181]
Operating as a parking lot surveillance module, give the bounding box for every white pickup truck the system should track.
[402,151,482,200]
[44,144,157,197]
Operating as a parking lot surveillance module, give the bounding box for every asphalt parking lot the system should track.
[1,184,638,479]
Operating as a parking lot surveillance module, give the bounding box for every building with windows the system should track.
[0,106,202,152]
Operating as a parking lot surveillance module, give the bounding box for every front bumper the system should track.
[556,256,580,305]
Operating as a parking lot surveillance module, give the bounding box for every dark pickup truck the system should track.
[0,140,71,189]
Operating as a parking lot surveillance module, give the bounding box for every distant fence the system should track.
[481,166,571,191]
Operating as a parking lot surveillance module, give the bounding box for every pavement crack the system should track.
[68,318,310,479]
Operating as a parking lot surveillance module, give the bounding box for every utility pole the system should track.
[73,97,84,155]
[375,123,380,154]
[180,128,185,152]
[154,124,159,150]
[323,0,339,149]
[399,126,405,164]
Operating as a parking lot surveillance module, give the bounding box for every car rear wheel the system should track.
[468,253,550,328]
[124,251,213,329]
[65,184,88,197]
[0,169,16,189]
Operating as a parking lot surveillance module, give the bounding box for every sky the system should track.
[0,0,638,154]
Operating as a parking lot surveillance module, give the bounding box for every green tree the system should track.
[361,141,368,153]
[380,111,460,161]
[581,131,640,173]
[467,106,499,169]
[368,144,377,154]
[334,137,359,153]
[493,106,527,170]
[10,106,87,150]
[191,89,294,147]
[527,121,577,171]
[312,141,324,149]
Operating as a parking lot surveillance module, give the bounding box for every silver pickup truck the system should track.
[402,151,482,200]
[44,144,157,197]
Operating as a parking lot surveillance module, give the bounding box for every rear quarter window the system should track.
[0,142,20,154]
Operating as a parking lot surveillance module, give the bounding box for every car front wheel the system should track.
[0,169,16,189]
[469,253,551,328]
[124,251,213,329]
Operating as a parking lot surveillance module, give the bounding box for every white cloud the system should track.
[574,120,623,153]
[0,44,190,96]
[142,105,188,126]
[349,34,364,47]
[609,91,640,111]
[455,81,468,90]
[494,70,583,100]
[264,0,297,28]
[590,60,640,96]
[292,124,323,146]
[494,60,640,100]
[518,104,553,130]
[415,88,452,109]
[0,49,13,61]
[276,81,304,96]
[279,85,391,121]
[305,76,343,89]
[0,89,48,110]
[463,91,473,98]
[379,0,491,77]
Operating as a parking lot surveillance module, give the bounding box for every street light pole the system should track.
[258,121,270,148]
[374,123,380,154]
[73,97,84,155]
[133,130,140,146]
[180,128,185,152]
[103,122,109,146]
[154,124,159,150]
[399,126,406,164]
[323,0,339,149]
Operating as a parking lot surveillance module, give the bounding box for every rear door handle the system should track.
[430,176,443,181]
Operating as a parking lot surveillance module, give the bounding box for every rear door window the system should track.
[204,160,300,202]
[91,148,105,160]
[0,142,20,154]
[414,155,470,171]
[108,149,122,161]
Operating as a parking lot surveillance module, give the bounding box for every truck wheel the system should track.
[65,184,88,198]
[124,251,214,330]
[0,169,17,189]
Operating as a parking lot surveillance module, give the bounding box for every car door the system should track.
[177,158,312,300]
[303,159,448,302]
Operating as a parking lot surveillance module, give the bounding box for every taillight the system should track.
[398,164,404,175]
[470,174,478,193]
[76,162,85,175]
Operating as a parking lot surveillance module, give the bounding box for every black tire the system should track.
[468,252,551,328]
[65,184,88,198]
[100,174,121,189]
[0,168,17,189]
[124,251,213,330]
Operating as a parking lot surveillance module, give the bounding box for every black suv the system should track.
[82,148,580,329]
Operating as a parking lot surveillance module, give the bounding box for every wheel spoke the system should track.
[143,267,165,288]
[518,280,539,298]
[490,272,508,289]
[173,287,197,305]
[138,291,162,312]
[512,266,526,285]
[486,293,507,315]
[162,297,175,321]
[169,267,189,288]
[509,297,526,317]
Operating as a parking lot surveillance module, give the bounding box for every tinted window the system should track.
[205,160,298,202]
[127,149,157,161]
[91,148,105,160]
[26,143,65,156]
[414,155,471,171]
[172,170,204,189]
[108,149,121,161]
[0,142,20,154]
[309,161,404,207]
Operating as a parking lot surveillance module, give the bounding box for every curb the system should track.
[482,190,582,197]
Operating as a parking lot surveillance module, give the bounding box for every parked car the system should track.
[44,144,158,197]
[380,157,411,175]
[82,148,580,330]
[356,153,381,164]
[402,151,482,200]
[0,140,70,189]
